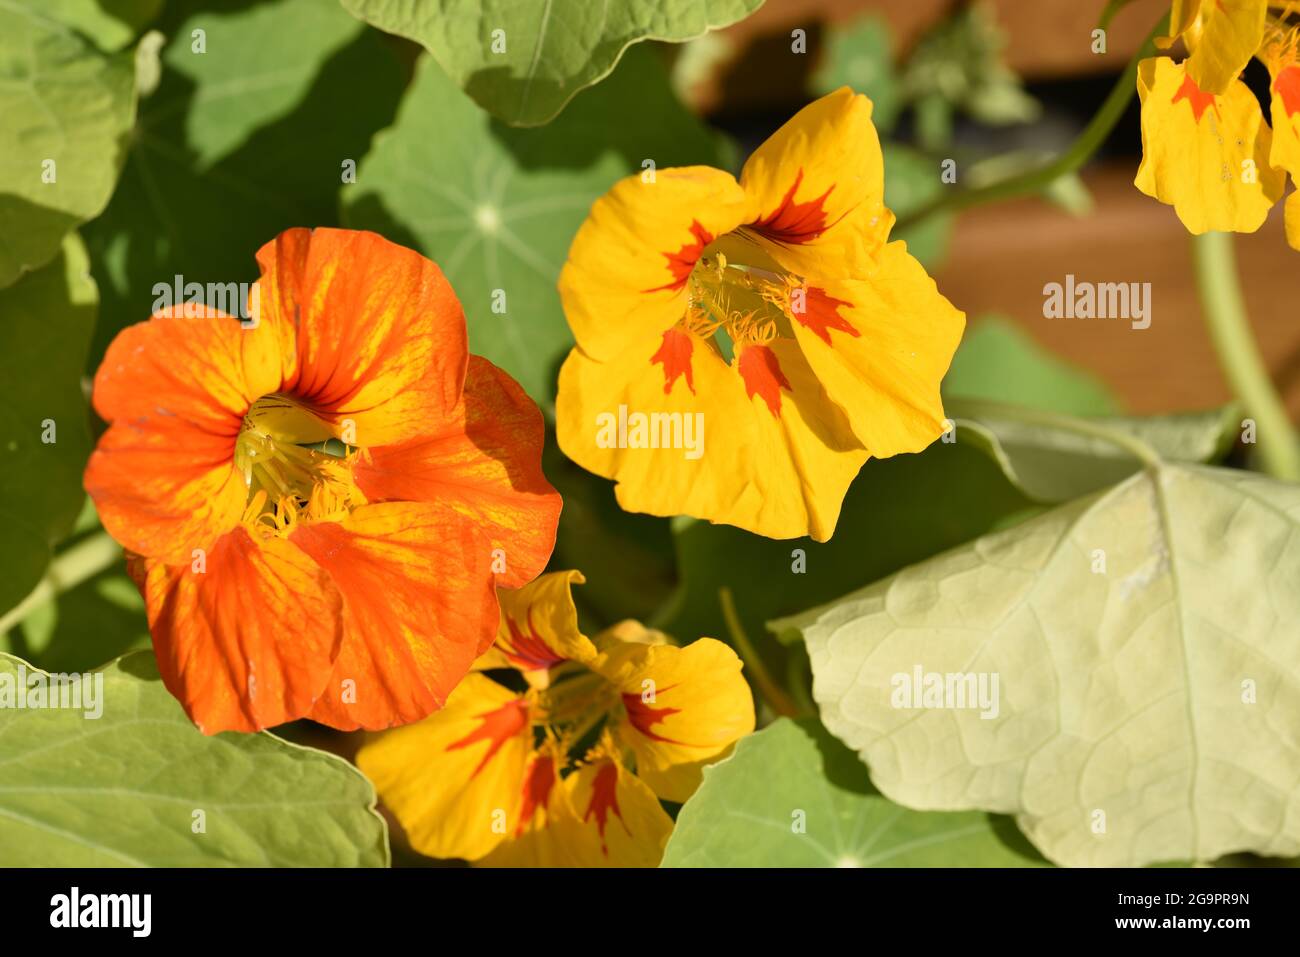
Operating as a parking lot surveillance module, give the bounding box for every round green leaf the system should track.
[779,463,1300,867]
[663,718,1048,867]
[341,0,764,126]
[0,651,389,866]
[0,0,138,288]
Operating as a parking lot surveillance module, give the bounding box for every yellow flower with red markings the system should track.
[357,570,756,867]
[1260,18,1300,246]
[1159,0,1270,94]
[554,88,965,542]
[84,228,562,734]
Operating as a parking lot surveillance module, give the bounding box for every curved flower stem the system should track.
[1191,231,1300,481]
[718,587,801,718]
[949,398,1164,469]
[895,13,1169,234]
[0,532,122,636]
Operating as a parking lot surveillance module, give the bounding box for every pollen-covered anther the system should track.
[685,251,802,346]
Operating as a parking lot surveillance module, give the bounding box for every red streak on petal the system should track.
[749,169,835,244]
[644,220,713,294]
[583,761,625,856]
[501,608,565,672]
[798,286,859,345]
[446,698,529,779]
[738,345,792,417]
[650,327,696,394]
[1275,64,1300,118]
[622,686,686,745]
[1172,72,1218,123]
[515,753,556,836]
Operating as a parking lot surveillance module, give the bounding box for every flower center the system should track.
[234,394,366,532]
[685,233,802,355]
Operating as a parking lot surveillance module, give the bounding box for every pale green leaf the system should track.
[38,0,163,51]
[778,463,1300,867]
[663,718,1048,867]
[950,400,1240,502]
[341,0,764,126]
[342,45,722,404]
[0,652,389,866]
[0,0,137,288]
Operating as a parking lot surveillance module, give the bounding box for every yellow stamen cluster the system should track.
[685,251,801,346]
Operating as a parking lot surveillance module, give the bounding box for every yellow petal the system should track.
[739,87,893,279]
[476,750,578,867]
[560,758,674,867]
[355,674,532,861]
[556,328,868,541]
[559,167,748,362]
[1287,190,1300,251]
[1134,57,1283,233]
[1181,0,1268,95]
[595,637,756,803]
[592,619,672,654]
[788,242,964,457]
[478,569,597,686]
[1268,63,1300,176]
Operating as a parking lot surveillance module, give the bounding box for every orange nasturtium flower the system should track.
[554,88,965,543]
[1136,3,1300,248]
[84,228,562,734]
[357,570,756,866]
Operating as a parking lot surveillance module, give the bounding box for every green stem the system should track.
[1191,231,1300,481]
[0,532,121,635]
[718,587,800,718]
[948,398,1164,469]
[895,13,1169,233]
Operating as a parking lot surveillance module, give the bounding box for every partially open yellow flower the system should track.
[1135,56,1285,233]
[555,88,965,542]
[356,570,755,867]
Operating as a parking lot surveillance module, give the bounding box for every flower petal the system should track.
[253,227,468,447]
[1180,0,1268,95]
[1134,57,1284,234]
[560,757,674,867]
[559,167,748,361]
[1288,191,1300,252]
[142,527,343,734]
[739,87,892,279]
[788,242,964,456]
[356,674,533,861]
[595,638,755,803]
[291,502,497,730]
[556,332,868,541]
[478,570,598,683]
[352,356,560,589]
[86,308,286,564]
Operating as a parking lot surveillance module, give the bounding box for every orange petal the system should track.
[142,527,343,734]
[353,356,560,589]
[254,227,469,447]
[86,308,286,564]
[291,502,498,730]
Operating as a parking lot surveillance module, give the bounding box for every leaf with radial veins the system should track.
[340,0,765,126]
[775,463,1300,868]
[0,652,390,866]
[663,719,1048,867]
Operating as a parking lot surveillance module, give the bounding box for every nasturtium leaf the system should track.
[343,45,722,405]
[0,1,137,288]
[778,463,1300,867]
[340,0,764,126]
[663,718,1048,867]
[944,317,1121,416]
[661,442,1038,651]
[82,0,406,368]
[0,234,97,617]
[812,15,900,133]
[40,0,164,51]
[950,400,1240,502]
[0,652,389,866]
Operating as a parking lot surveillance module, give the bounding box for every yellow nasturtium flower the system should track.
[1260,20,1300,246]
[555,88,965,543]
[356,571,756,867]
[1134,55,1284,233]
[1160,0,1269,94]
